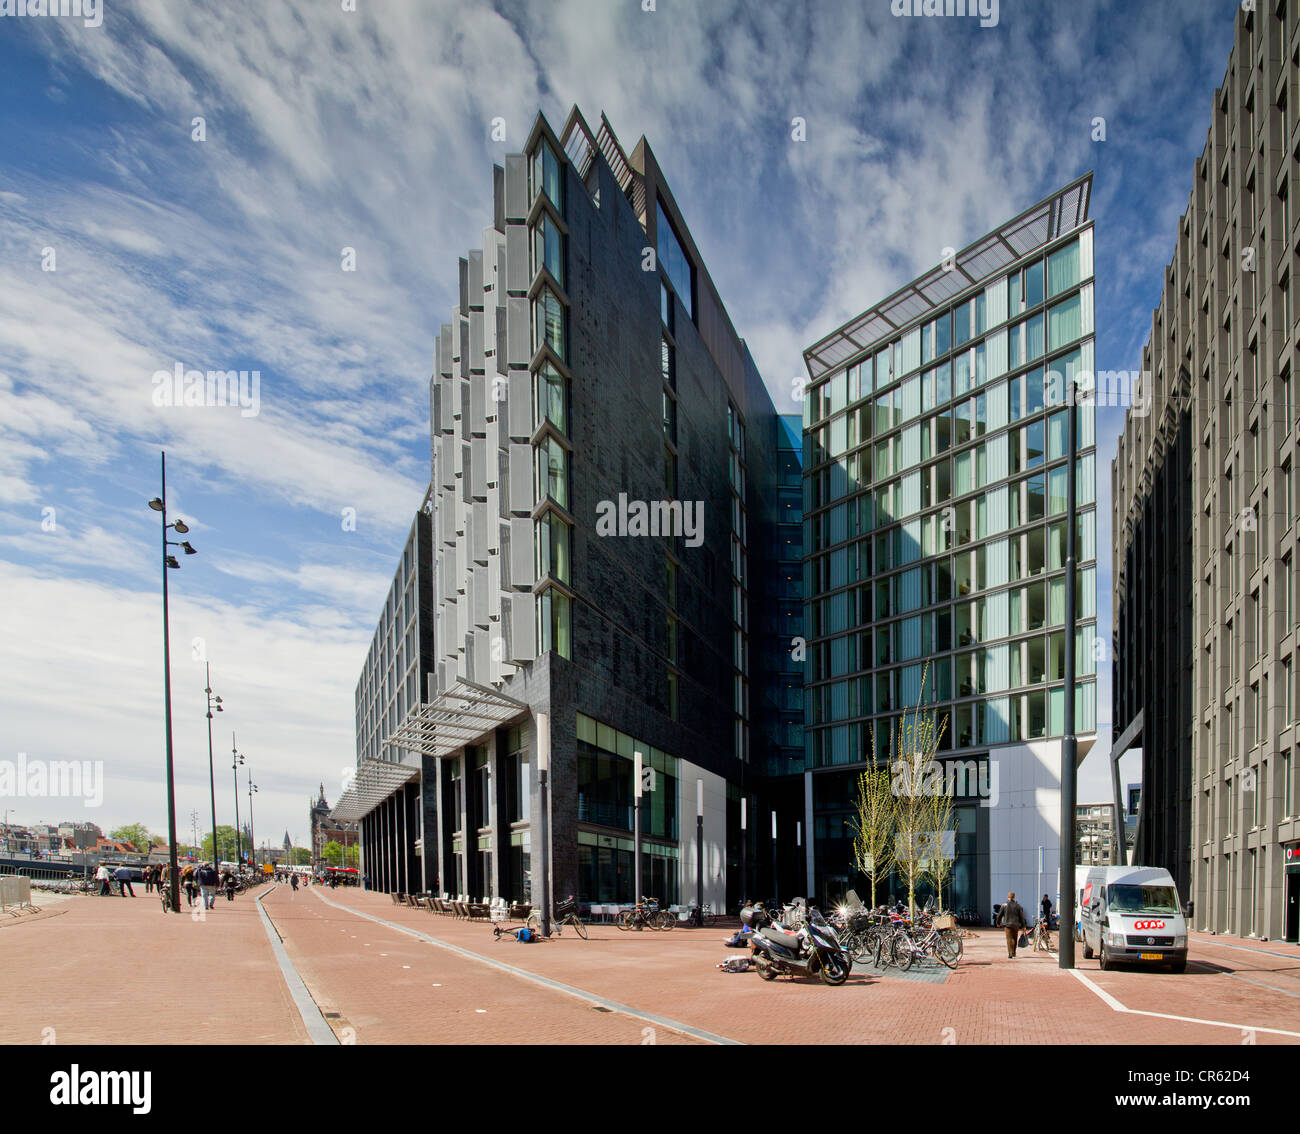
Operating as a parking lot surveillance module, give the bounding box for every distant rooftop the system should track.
[803,173,1093,382]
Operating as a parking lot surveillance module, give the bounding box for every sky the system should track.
[0,0,1240,848]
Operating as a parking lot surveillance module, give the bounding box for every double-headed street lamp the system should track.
[246,772,258,872]
[204,665,222,870]
[231,738,244,868]
[149,451,197,914]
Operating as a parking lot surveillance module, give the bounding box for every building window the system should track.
[532,285,565,361]
[535,435,569,509]
[532,211,565,287]
[530,137,563,210]
[661,337,675,390]
[668,670,679,720]
[664,446,677,498]
[533,361,568,434]
[662,390,677,444]
[666,556,677,607]
[535,511,572,584]
[667,614,679,664]
[656,199,694,321]
[537,588,572,659]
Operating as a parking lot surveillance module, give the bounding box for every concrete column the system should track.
[489,729,504,902]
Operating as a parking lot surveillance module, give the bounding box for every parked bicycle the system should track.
[527,895,588,939]
[1032,915,1055,953]
[616,896,674,931]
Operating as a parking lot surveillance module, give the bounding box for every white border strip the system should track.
[1068,969,1300,1039]
[256,885,340,1046]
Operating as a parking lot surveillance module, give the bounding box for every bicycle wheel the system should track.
[891,934,915,972]
[615,911,634,931]
[936,932,961,969]
[569,915,588,940]
[654,911,675,931]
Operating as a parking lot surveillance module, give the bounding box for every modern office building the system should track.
[1076,802,1119,866]
[801,177,1099,913]
[336,500,436,891]
[336,107,799,911]
[1112,4,1300,942]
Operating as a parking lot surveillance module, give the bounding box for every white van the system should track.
[1079,865,1188,973]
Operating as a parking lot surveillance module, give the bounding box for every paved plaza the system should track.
[2,884,1298,1046]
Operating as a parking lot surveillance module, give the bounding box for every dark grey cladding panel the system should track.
[470,361,487,431]
[496,307,508,375]
[459,377,470,433]
[506,296,530,366]
[469,310,485,374]
[467,250,484,308]
[458,257,469,311]
[505,224,530,294]
[493,163,505,232]
[438,324,452,376]
[458,316,469,378]
[497,450,511,515]
[504,154,528,223]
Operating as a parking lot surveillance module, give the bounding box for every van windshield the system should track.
[1107,884,1180,915]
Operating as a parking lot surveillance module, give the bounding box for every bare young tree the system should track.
[925,771,956,913]
[849,747,895,909]
[889,667,949,921]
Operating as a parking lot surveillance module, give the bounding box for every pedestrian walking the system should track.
[998,891,1027,958]
[113,866,135,897]
[95,863,111,896]
[221,868,237,901]
[196,862,218,909]
[182,864,198,907]
[290,873,299,892]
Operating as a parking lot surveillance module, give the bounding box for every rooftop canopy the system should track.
[803,173,1093,382]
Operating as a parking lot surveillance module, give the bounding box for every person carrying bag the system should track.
[997,891,1028,958]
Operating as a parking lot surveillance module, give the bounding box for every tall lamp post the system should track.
[148,452,197,913]
[231,736,244,868]
[204,665,222,868]
[536,713,551,937]
[771,810,778,907]
[246,772,258,872]
[740,796,747,904]
[633,751,643,907]
[1059,364,1080,970]
[695,779,704,926]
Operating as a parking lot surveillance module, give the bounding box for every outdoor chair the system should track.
[507,903,531,921]
[467,902,490,920]
[390,892,402,905]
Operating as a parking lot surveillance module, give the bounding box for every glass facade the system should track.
[803,228,1098,772]
[575,713,680,903]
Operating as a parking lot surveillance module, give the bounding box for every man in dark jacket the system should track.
[999,891,1027,957]
[196,862,219,909]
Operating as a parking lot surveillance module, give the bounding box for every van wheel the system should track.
[1098,944,1112,971]
[1082,938,1093,960]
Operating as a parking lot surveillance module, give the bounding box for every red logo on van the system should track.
[1133,919,1165,931]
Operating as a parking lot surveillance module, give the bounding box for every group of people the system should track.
[93,862,138,897]
[994,892,1054,957]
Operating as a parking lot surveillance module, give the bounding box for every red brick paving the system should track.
[258,885,704,1044]
[308,887,1300,1045]
[0,888,309,1045]
[3,883,1297,1045]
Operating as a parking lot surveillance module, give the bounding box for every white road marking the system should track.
[1068,969,1300,1038]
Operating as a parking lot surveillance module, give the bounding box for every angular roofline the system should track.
[803,172,1094,382]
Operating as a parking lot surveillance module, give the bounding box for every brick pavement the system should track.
[308,887,1300,1045]
[0,886,310,1045]
[257,884,705,1044]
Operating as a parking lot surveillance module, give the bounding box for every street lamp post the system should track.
[771,811,778,908]
[204,665,222,869]
[231,734,244,869]
[695,779,704,927]
[633,751,643,908]
[1059,367,1080,970]
[740,796,747,905]
[536,713,551,937]
[246,771,258,872]
[148,451,197,913]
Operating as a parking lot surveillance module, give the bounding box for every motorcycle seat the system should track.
[762,927,801,950]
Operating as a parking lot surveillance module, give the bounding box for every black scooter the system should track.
[746,901,851,986]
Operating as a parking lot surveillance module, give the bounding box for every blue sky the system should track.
[0,0,1239,844]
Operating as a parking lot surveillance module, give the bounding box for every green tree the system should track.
[849,762,895,909]
[290,846,312,865]
[321,840,343,867]
[200,826,244,863]
[110,823,155,851]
